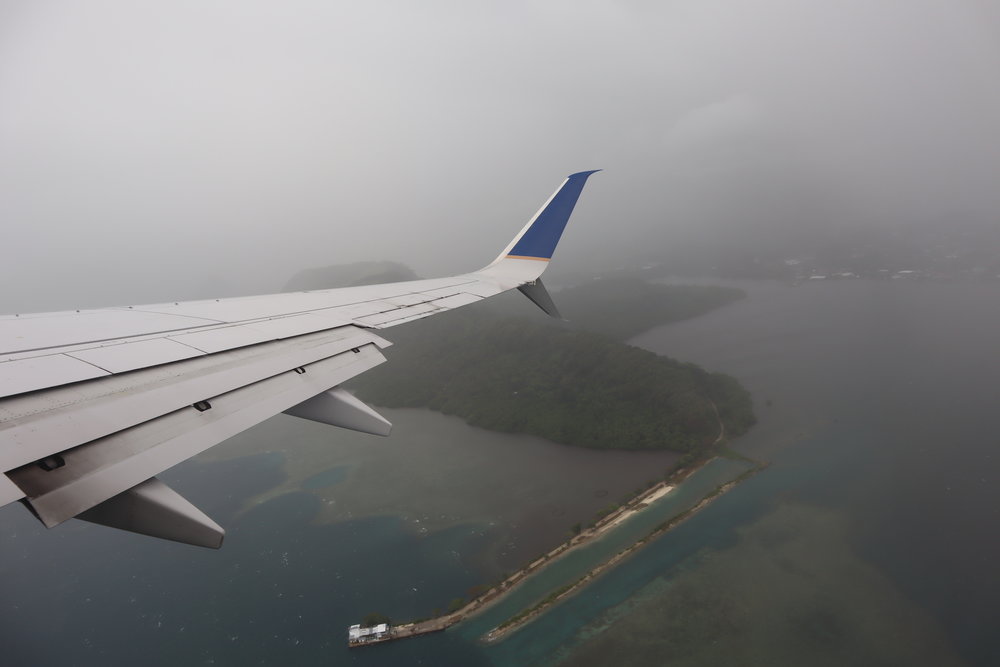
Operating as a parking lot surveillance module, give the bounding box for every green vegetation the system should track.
[362,611,391,627]
[351,308,754,452]
[287,262,756,453]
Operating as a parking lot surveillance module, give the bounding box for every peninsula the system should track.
[350,306,755,453]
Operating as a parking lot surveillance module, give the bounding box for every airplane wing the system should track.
[0,171,600,548]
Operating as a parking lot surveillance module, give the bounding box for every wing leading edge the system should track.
[0,170,600,548]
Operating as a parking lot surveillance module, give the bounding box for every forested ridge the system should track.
[350,308,755,452]
[283,266,756,452]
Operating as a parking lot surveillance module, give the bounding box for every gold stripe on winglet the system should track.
[505,255,551,261]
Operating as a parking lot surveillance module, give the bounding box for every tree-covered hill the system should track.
[467,278,746,341]
[350,309,755,452]
[285,262,755,452]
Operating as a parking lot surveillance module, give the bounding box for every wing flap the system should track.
[0,327,388,471]
[430,293,483,310]
[68,337,204,373]
[0,309,221,355]
[10,342,388,527]
[454,281,506,298]
[167,312,354,353]
[356,302,440,327]
[0,354,109,397]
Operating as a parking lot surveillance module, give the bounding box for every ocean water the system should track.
[455,457,753,642]
[0,410,682,666]
[3,279,998,665]
[550,279,1000,666]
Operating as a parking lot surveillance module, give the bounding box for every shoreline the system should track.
[381,449,752,645]
[480,461,766,643]
[380,458,712,643]
[360,401,756,646]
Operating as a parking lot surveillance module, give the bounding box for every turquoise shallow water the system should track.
[608,279,1000,666]
[490,424,868,666]
[456,457,753,641]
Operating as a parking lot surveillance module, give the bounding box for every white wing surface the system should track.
[0,171,600,547]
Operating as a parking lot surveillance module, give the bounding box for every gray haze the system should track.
[2,0,999,312]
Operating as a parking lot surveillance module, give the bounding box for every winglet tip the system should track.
[499,170,601,264]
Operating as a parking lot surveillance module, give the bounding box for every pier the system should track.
[345,474,692,648]
[347,618,448,648]
[345,400,763,649]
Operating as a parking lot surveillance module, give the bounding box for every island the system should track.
[349,308,754,454]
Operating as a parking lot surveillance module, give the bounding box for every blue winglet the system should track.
[505,170,601,261]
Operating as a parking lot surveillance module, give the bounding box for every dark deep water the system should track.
[616,278,1000,666]
[2,279,999,665]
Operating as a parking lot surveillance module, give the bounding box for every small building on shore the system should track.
[348,623,391,646]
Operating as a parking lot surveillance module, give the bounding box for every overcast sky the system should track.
[2,0,999,311]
